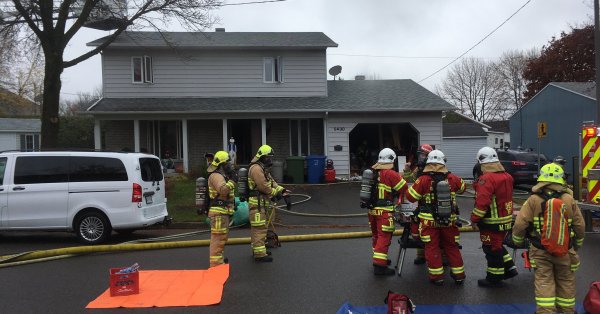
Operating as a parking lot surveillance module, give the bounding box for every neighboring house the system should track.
[441,122,488,179]
[85,30,454,177]
[0,118,41,152]
[485,120,510,149]
[510,82,596,181]
[0,88,39,117]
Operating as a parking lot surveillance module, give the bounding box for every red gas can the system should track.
[324,169,336,183]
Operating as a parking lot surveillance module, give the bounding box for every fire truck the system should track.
[579,122,600,232]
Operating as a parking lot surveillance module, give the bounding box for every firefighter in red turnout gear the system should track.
[471,147,518,287]
[366,148,408,276]
[405,150,466,285]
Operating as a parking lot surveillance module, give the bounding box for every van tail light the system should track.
[511,161,527,166]
[132,183,143,203]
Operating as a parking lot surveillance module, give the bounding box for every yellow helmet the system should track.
[251,144,275,162]
[212,151,230,167]
[537,163,566,185]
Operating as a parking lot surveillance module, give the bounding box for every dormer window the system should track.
[132,56,153,83]
[264,57,283,83]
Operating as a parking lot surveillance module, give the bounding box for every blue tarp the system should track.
[336,302,586,314]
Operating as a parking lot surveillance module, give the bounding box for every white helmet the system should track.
[477,146,499,164]
[426,150,446,165]
[377,148,396,163]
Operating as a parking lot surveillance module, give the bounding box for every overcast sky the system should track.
[61,0,592,100]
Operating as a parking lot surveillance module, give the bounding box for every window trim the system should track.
[263,56,283,83]
[132,56,153,84]
[289,119,310,156]
[20,133,40,152]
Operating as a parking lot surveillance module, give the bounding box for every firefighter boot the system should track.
[504,267,518,280]
[413,249,426,265]
[254,255,273,263]
[477,279,504,288]
[373,264,395,276]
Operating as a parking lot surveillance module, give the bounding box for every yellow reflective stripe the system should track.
[530,259,536,268]
[420,235,431,242]
[556,297,575,307]
[487,267,504,275]
[451,266,464,274]
[419,212,434,220]
[458,181,466,193]
[545,200,554,239]
[576,238,584,246]
[271,185,284,197]
[570,261,580,272]
[536,297,556,307]
[503,254,512,263]
[408,186,421,200]
[373,252,388,260]
[482,216,512,224]
[210,255,223,261]
[512,234,524,245]
[225,180,235,190]
[253,245,267,254]
[454,235,460,243]
[557,208,566,245]
[428,267,444,275]
[382,218,395,232]
[378,183,392,192]
[473,208,486,217]
[393,180,406,191]
[209,206,233,215]
[491,195,498,219]
[372,206,395,211]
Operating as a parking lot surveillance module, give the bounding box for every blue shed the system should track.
[510,82,596,182]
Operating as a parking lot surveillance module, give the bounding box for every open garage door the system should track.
[349,123,419,175]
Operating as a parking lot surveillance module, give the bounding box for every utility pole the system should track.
[596,0,600,123]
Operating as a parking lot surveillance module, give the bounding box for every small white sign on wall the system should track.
[397,155,406,172]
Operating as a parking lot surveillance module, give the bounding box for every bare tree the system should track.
[437,57,507,122]
[0,0,221,149]
[60,86,103,116]
[492,49,539,114]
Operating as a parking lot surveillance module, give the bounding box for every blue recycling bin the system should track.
[306,155,326,184]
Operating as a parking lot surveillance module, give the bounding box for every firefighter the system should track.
[207,151,237,267]
[405,149,466,285]
[511,164,585,314]
[368,148,408,276]
[471,146,518,287]
[403,144,433,265]
[248,144,288,262]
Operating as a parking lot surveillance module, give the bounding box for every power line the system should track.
[222,0,286,6]
[418,0,532,83]
[329,53,455,59]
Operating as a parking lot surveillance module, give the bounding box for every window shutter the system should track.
[34,134,40,151]
[19,134,25,151]
[276,56,283,83]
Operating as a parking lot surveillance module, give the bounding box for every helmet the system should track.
[426,150,445,165]
[553,155,567,166]
[377,148,396,163]
[417,144,433,155]
[212,151,231,167]
[252,144,275,163]
[477,146,499,164]
[538,163,566,185]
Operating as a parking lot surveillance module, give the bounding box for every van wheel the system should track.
[76,212,112,244]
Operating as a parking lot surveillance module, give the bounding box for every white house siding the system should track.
[326,112,443,177]
[102,49,327,98]
[0,133,17,151]
[441,137,488,179]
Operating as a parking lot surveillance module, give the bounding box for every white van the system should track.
[0,151,170,244]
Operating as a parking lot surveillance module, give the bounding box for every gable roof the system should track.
[0,118,40,132]
[87,80,455,114]
[0,87,39,117]
[443,122,487,138]
[511,82,596,119]
[486,120,510,133]
[87,31,338,49]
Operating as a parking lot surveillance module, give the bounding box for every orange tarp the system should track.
[86,264,229,308]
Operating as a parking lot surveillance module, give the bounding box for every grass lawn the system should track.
[165,175,205,223]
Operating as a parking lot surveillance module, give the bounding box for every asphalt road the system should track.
[0,182,597,313]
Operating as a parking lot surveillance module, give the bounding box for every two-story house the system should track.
[86,30,454,177]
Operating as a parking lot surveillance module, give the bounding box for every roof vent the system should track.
[355,75,365,80]
[215,28,226,32]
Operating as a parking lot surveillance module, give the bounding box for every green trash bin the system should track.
[286,156,305,184]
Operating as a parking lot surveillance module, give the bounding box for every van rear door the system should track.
[0,157,8,227]
[138,157,166,217]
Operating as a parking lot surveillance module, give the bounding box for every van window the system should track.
[14,156,69,184]
[70,157,128,182]
[140,157,163,182]
[0,157,6,184]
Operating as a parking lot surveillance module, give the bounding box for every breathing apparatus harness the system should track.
[419,172,455,226]
[359,169,398,210]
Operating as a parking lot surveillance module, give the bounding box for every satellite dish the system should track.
[329,65,342,80]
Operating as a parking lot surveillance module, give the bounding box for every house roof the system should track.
[551,82,596,99]
[443,122,487,138]
[87,31,338,49]
[87,80,455,114]
[0,87,39,117]
[486,120,510,133]
[0,118,40,132]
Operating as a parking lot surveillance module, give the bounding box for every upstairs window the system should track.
[132,56,153,83]
[264,57,283,83]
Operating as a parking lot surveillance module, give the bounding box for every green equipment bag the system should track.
[232,197,249,226]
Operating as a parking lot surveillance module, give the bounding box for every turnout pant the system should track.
[419,219,465,281]
[479,230,516,282]
[209,211,231,267]
[249,206,268,258]
[368,210,395,266]
[410,218,425,258]
[529,247,577,314]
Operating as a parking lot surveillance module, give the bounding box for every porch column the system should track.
[323,114,328,157]
[133,119,140,152]
[94,119,101,150]
[261,118,267,144]
[222,119,228,150]
[182,119,189,173]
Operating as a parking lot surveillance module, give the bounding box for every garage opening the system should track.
[349,123,419,175]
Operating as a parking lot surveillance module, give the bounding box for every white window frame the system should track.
[289,119,310,156]
[21,134,40,152]
[263,56,283,83]
[132,56,153,84]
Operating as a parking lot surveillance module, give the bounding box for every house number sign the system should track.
[333,127,346,132]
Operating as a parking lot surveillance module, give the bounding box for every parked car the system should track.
[473,149,548,185]
[0,151,170,244]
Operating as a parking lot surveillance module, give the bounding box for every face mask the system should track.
[222,162,234,175]
[262,157,273,168]
[417,154,427,167]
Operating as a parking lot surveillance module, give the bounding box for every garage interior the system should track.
[349,123,419,175]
